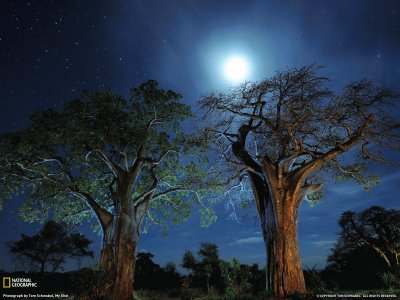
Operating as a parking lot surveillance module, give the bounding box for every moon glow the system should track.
[223,56,250,83]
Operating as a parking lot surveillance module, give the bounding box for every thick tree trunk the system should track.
[265,212,305,297]
[113,240,137,299]
[97,207,142,300]
[258,188,306,298]
[98,165,149,300]
[112,212,139,300]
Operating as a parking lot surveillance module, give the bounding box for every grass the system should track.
[132,289,399,300]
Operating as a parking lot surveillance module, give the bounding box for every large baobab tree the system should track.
[200,65,400,297]
[0,80,212,299]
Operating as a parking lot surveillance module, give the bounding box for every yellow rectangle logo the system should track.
[3,277,11,288]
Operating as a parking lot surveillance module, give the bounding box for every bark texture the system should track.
[254,177,306,297]
[97,165,151,300]
[233,137,307,297]
[98,209,144,300]
[265,203,305,297]
[99,222,115,272]
[113,214,138,300]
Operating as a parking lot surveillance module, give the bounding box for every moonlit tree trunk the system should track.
[116,170,153,299]
[263,196,305,297]
[248,169,306,297]
[112,214,139,300]
[100,222,115,273]
[97,204,149,300]
[96,165,152,300]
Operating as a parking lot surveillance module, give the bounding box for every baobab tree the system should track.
[332,206,400,276]
[200,65,400,297]
[0,80,212,299]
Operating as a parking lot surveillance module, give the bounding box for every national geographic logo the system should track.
[2,277,37,288]
[3,277,10,288]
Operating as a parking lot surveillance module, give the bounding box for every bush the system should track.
[380,272,400,290]
[303,266,326,292]
[73,268,114,300]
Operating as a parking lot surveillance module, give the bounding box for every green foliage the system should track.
[220,257,250,299]
[380,272,400,290]
[0,80,215,234]
[306,190,323,207]
[330,162,380,191]
[182,250,197,271]
[181,242,224,293]
[200,207,217,228]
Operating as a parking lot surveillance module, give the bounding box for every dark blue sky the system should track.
[1,0,400,271]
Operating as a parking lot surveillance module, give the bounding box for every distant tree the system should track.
[9,221,92,273]
[0,80,212,299]
[182,250,197,271]
[162,262,182,290]
[134,253,181,290]
[303,265,327,292]
[325,242,387,289]
[181,242,223,292]
[327,206,400,282]
[248,263,265,295]
[200,65,400,297]
[134,252,162,289]
[198,242,221,293]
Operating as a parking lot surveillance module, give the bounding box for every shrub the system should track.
[380,272,400,290]
[73,267,114,300]
[303,266,326,292]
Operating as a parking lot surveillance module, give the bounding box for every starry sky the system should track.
[1,0,400,272]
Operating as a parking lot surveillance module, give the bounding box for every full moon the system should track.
[223,56,250,83]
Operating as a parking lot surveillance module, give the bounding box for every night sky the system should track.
[1,0,400,272]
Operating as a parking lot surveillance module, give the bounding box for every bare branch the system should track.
[290,114,374,184]
[95,149,124,179]
[133,167,158,206]
[70,190,112,229]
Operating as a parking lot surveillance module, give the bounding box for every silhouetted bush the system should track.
[303,266,326,292]
[73,268,113,300]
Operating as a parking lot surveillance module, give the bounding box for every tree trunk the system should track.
[98,164,151,299]
[97,207,142,300]
[265,211,305,297]
[112,212,139,300]
[232,137,306,296]
[257,186,306,298]
[99,221,115,272]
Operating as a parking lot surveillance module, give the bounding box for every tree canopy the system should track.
[9,220,92,273]
[0,80,212,231]
[201,65,399,202]
[329,206,400,275]
[182,242,223,292]
[199,65,400,297]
